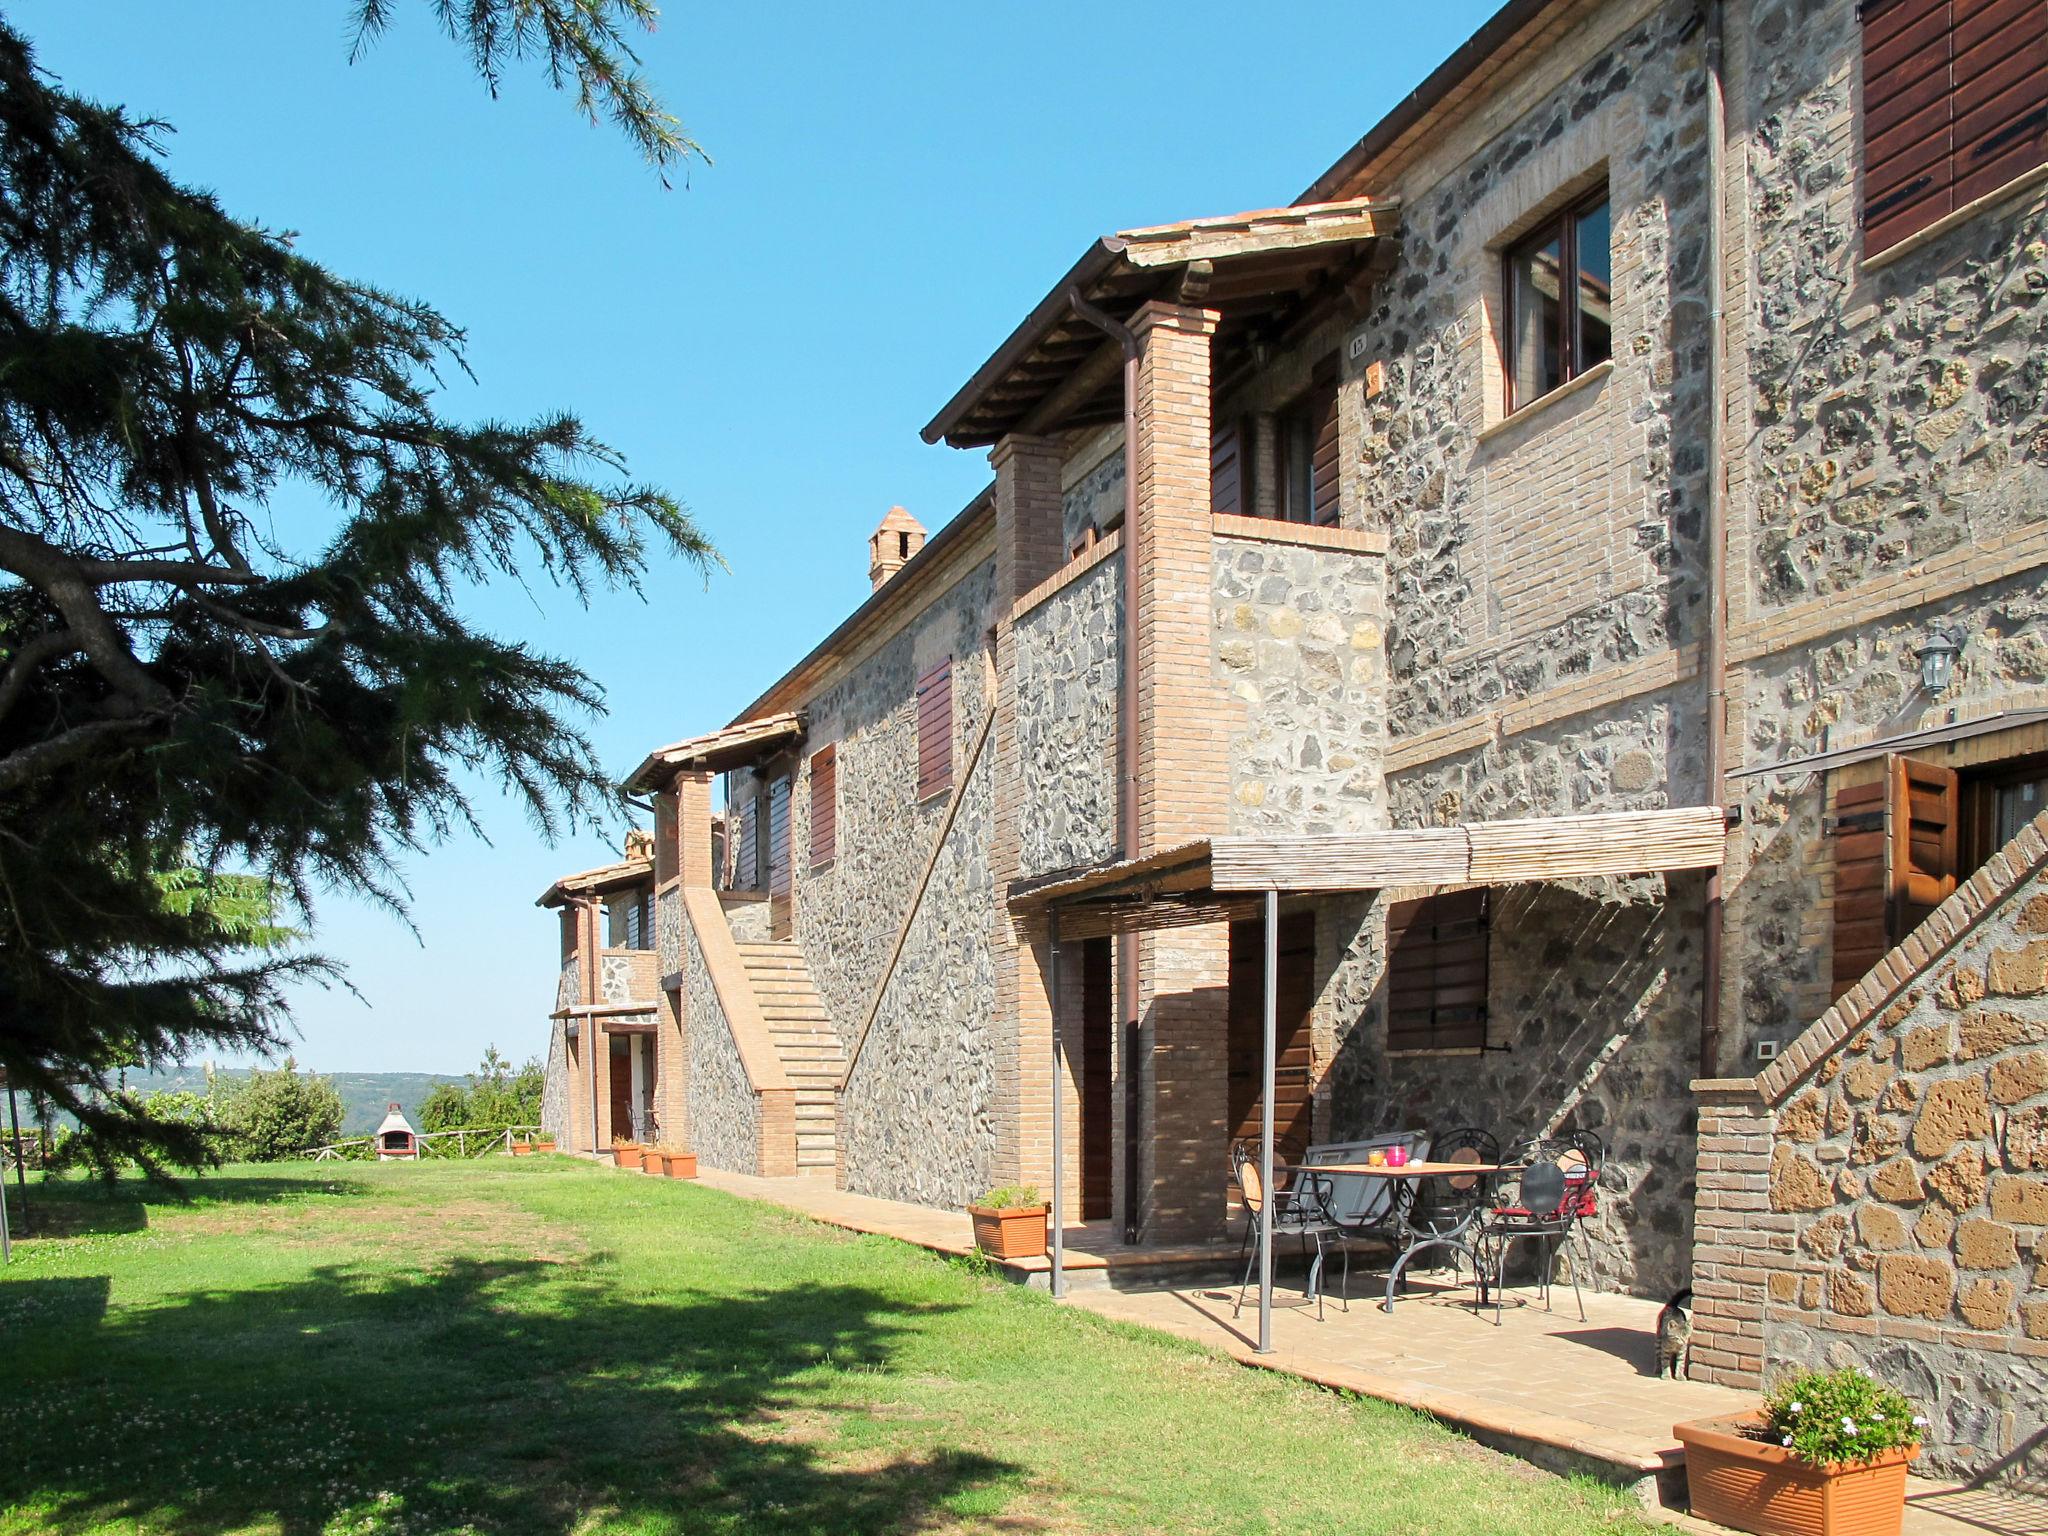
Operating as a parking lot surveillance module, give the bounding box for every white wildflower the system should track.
[1842,1417,1856,1432]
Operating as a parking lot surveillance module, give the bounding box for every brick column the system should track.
[675,769,715,889]
[990,433,1066,1191]
[1690,1079,1774,1386]
[1127,300,1231,1243]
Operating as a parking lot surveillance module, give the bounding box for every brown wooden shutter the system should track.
[808,744,837,867]
[1384,889,1490,1051]
[1226,912,1317,1164]
[1829,778,1890,999]
[1308,363,1341,527]
[1211,417,1245,517]
[734,794,759,890]
[1830,755,1960,997]
[1950,0,2048,205]
[915,657,954,800]
[1863,0,1957,252]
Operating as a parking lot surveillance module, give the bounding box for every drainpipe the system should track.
[1066,284,1144,1242]
[1701,0,1730,1079]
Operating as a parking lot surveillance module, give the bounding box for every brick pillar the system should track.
[675,769,715,889]
[1690,1080,1775,1386]
[990,432,1066,1191]
[1128,300,1231,1243]
[581,896,616,1152]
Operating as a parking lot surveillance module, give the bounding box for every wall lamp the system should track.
[1915,623,1965,696]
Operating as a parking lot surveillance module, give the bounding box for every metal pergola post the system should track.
[1258,887,1277,1354]
[1048,911,1066,1299]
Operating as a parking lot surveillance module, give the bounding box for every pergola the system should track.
[1006,805,1729,1351]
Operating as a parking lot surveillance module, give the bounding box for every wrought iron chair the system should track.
[1380,1126,1500,1305]
[1230,1139,1337,1322]
[1472,1130,1606,1324]
[1304,1132,1434,1308]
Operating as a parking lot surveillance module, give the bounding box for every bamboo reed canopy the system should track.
[1008,806,1728,934]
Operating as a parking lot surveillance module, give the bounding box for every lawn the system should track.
[0,1159,1660,1535]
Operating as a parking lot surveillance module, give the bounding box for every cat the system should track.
[1657,1287,1694,1380]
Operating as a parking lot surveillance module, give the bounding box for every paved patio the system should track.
[685,1165,2047,1532]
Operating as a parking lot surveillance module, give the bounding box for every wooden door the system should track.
[1080,937,1113,1222]
[607,1034,632,1143]
[1227,912,1316,1164]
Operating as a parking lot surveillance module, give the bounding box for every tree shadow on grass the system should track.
[0,1255,1018,1535]
[12,1172,376,1240]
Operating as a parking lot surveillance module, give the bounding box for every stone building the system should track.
[540,0,2045,1475]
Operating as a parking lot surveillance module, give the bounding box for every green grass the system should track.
[0,1160,1659,1535]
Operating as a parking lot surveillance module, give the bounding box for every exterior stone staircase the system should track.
[734,941,843,1174]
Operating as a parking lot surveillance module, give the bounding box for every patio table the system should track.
[1281,1161,1506,1313]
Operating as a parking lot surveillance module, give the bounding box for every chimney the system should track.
[868,506,927,591]
[623,828,654,861]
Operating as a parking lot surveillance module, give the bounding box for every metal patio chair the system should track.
[1379,1126,1500,1307]
[1230,1139,1337,1322]
[1472,1130,1606,1324]
[1303,1132,1434,1308]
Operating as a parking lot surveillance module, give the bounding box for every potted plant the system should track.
[612,1138,643,1170]
[532,1134,556,1154]
[648,1145,697,1179]
[1676,1366,1923,1536]
[510,1138,532,1156]
[967,1184,1048,1260]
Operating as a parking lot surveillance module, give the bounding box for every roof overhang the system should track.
[535,855,655,909]
[1731,708,2048,780]
[922,198,1400,450]
[1008,808,1728,937]
[624,712,806,794]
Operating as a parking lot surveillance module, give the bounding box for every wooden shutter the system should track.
[1830,754,1959,997]
[1951,0,2048,205]
[735,792,760,890]
[1384,889,1490,1052]
[1864,0,2047,252]
[915,658,954,800]
[1226,912,1317,1164]
[1211,417,1245,517]
[1308,362,1341,527]
[766,776,792,901]
[1863,0,1957,252]
[808,744,837,867]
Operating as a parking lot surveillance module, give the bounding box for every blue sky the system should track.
[16,1,1496,1074]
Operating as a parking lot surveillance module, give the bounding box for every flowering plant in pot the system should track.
[967,1184,1047,1260]
[1676,1366,1923,1536]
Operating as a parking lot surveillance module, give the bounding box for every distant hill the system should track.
[115,1067,465,1136]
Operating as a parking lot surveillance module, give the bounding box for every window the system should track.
[1503,193,1611,414]
[654,792,678,885]
[1384,889,1491,1052]
[915,657,954,800]
[1277,361,1341,525]
[1862,0,2047,254]
[765,775,792,901]
[607,888,654,950]
[733,791,760,890]
[1830,755,1957,998]
[809,744,837,867]
[1211,416,1246,517]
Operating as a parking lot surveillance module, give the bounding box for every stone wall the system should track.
[1693,812,2048,1483]
[600,954,635,1004]
[837,739,1001,1205]
[656,887,681,979]
[680,906,761,1174]
[1212,535,1387,834]
[540,1022,568,1139]
[1013,554,1121,878]
[1063,432,1123,551]
[556,956,578,1012]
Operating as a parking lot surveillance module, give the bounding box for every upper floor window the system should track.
[1862,0,2047,254]
[915,657,954,801]
[606,887,653,950]
[1278,360,1341,526]
[1503,193,1611,414]
[809,744,837,867]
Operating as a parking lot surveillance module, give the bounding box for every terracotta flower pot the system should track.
[968,1204,1048,1260]
[614,1143,643,1170]
[1675,1414,1917,1536]
[533,1139,556,1154]
[642,1151,668,1174]
[510,1142,532,1157]
[662,1152,697,1179]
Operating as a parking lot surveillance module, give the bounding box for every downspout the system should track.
[1066,284,1143,1242]
[1701,0,1730,1079]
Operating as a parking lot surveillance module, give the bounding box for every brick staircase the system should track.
[735,942,843,1175]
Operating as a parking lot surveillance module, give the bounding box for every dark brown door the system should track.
[1227,912,1316,1164]
[1080,937,1114,1222]
[608,1034,633,1142]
